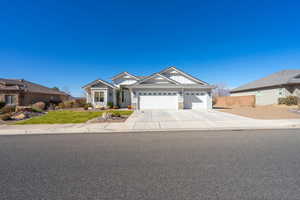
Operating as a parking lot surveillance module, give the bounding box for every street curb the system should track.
[0,126,300,136]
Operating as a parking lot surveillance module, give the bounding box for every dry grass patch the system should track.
[217,105,300,119]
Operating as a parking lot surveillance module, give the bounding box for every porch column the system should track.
[178,88,184,109]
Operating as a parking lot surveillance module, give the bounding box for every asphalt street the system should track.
[1,129,300,200]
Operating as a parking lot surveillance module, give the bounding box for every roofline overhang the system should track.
[132,73,181,86]
[230,83,297,93]
[126,84,215,89]
[82,79,117,89]
[111,72,140,81]
[159,66,209,85]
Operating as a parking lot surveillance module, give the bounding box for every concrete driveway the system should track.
[127,109,251,123]
[126,109,300,130]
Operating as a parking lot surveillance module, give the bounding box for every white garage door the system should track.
[139,91,178,110]
[184,91,207,109]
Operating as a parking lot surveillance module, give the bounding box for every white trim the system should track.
[160,66,208,85]
[82,79,116,89]
[133,73,180,86]
[111,72,140,81]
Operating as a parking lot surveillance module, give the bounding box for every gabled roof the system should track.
[82,79,117,89]
[111,72,140,80]
[132,73,181,85]
[231,70,300,93]
[159,66,209,85]
[0,78,70,96]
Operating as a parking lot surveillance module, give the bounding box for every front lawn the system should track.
[15,110,103,124]
[14,110,134,125]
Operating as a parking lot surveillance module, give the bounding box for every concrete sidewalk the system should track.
[0,117,300,135]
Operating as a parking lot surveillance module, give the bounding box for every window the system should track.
[196,93,199,95]
[153,93,156,95]
[149,93,152,95]
[158,93,162,95]
[5,95,16,105]
[173,93,176,95]
[163,93,166,95]
[191,93,194,95]
[95,92,104,102]
[168,92,171,95]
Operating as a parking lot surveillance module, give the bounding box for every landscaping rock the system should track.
[11,113,27,120]
[32,102,46,110]
[102,112,113,120]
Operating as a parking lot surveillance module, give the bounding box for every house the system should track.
[83,66,215,110]
[0,78,71,106]
[231,70,300,105]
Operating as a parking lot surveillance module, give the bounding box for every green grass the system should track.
[15,111,103,124]
[109,110,134,116]
[14,110,134,125]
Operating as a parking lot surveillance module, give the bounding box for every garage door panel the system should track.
[139,92,178,110]
[184,91,207,109]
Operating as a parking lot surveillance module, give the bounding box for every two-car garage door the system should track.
[137,91,208,110]
[138,91,178,110]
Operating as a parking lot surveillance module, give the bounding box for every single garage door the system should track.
[139,91,178,110]
[184,91,207,109]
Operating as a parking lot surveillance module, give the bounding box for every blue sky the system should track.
[1,0,300,96]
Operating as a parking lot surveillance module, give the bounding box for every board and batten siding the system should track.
[162,70,196,84]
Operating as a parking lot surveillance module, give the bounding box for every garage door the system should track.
[139,91,178,110]
[184,91,207,109]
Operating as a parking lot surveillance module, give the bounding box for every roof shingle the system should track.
[0,78,69,96]
[231,70,300,93]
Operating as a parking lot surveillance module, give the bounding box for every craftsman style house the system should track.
[83,66,215,110]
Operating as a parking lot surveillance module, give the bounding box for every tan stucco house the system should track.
[231,70,300,105]
[0,79,71,106]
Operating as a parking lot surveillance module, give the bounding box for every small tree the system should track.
[212,83,230,98]
[52,87,60,91]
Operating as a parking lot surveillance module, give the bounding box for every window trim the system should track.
[5,95,16,105]
[95,91,105,103]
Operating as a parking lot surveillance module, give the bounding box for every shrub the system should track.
[31,107,43,113]
[0,113,11,121]
[113,105,119,109]
[278,96,298,106]
[107,102,113,109]
[58,102,65,109]
[0,101,5,109]
[75,98,86,107]
[32,101,46,110]
[63,100,74,108]
[0,105,16,114]
[84,103,93,110]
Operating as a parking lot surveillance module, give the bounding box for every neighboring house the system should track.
[0,79,71,106]
[83,66,215,110]
[231,70,300,105]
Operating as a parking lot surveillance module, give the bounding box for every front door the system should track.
[120,89,131,108]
